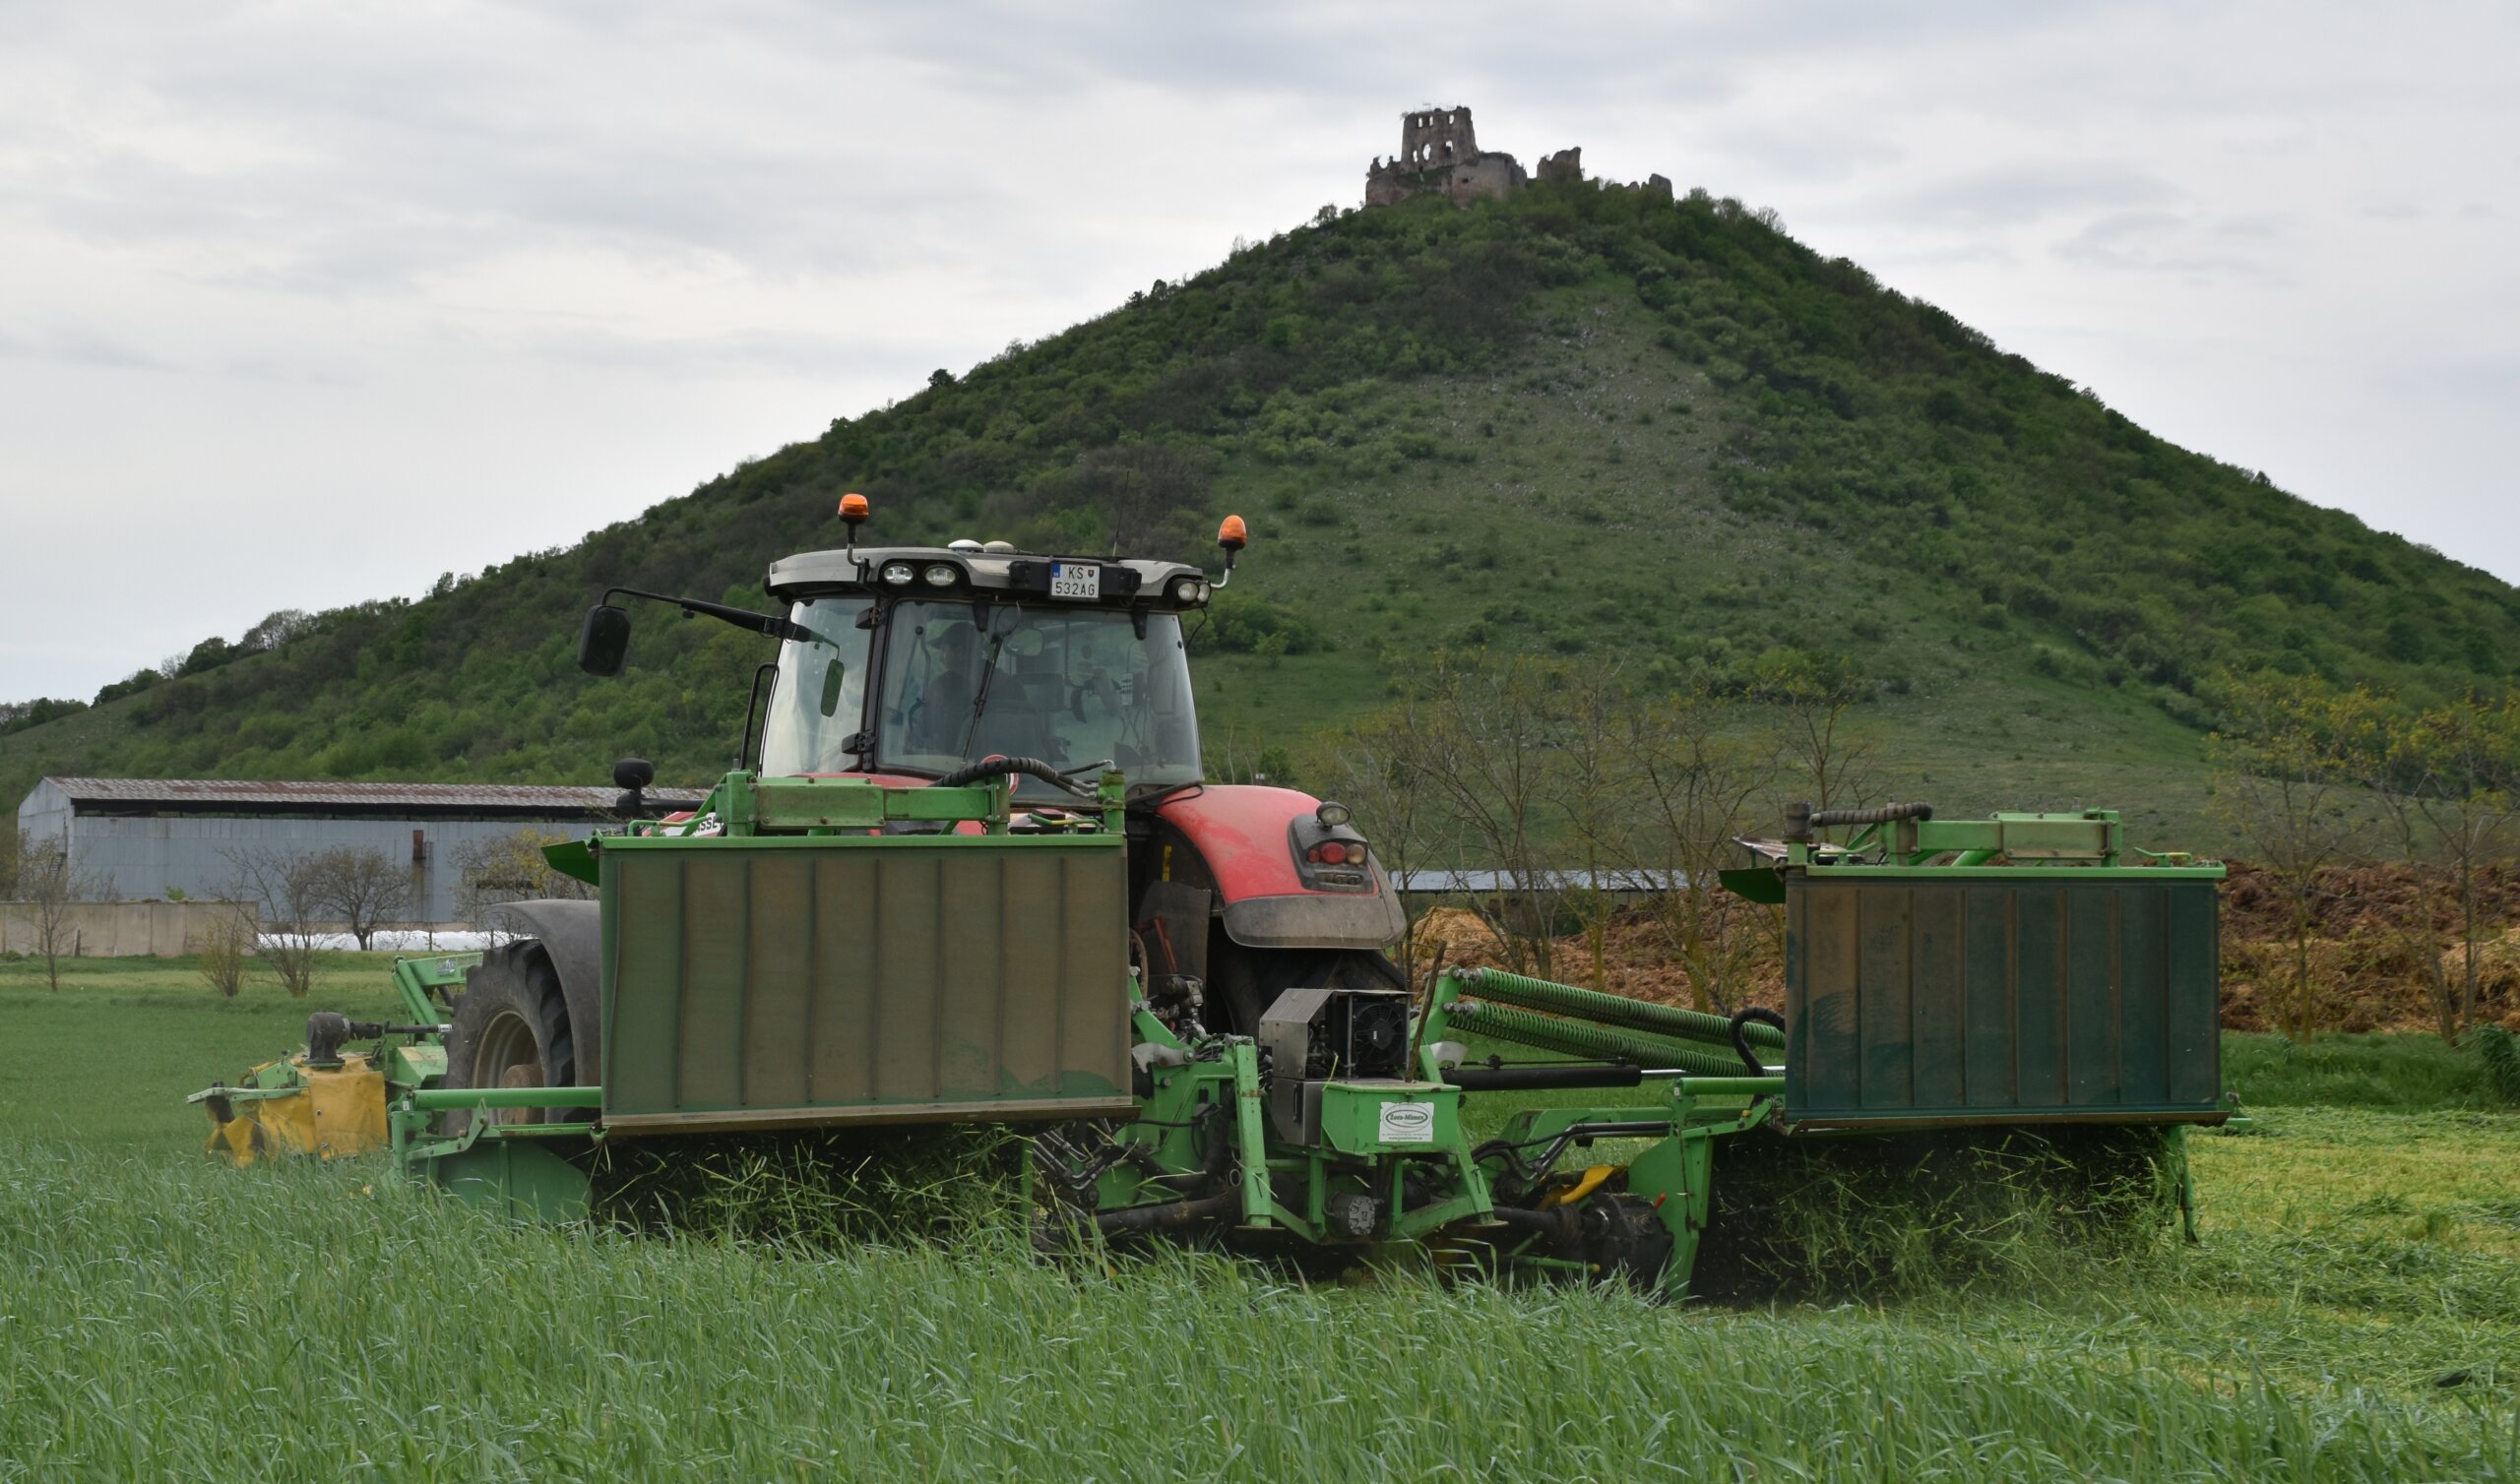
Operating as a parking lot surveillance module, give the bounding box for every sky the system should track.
[2,1,2513,705]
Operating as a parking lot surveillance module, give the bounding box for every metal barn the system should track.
[15,777,704,925]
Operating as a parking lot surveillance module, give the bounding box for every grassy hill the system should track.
[7,180,2515,844]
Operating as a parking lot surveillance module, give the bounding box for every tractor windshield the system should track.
[758,594,875,775]
[873,598,1200,791]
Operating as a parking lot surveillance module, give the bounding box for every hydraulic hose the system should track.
[927,755,1096,799]
[1446,1000,1746,1079]
[1786,800,1933,841]
[1093,1191,1241,1234]
[1729,1007,1788,1074]
[1458,967,1785,1052]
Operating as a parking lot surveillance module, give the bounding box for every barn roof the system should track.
[38,776,708,818]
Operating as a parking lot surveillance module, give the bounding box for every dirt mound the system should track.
[1417,859,2520,1035]
[1412,901,1783,1013]
[1411,907,1503,967]
[2216,860,2520,1033]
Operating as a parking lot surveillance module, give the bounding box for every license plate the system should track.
[1049,562,1102,600]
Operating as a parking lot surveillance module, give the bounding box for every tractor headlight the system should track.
[880,562,914,586]
[1315,801,1352,828]
[922,563,957,587]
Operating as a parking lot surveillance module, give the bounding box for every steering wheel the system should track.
[1069,673,1122,722]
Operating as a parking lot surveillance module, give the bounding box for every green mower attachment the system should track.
[202,771,2231,1298]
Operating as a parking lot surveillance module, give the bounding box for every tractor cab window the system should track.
[758,595,875,775]
[874,598,1200,793]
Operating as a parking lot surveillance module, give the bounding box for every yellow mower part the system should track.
[202,1054,389,1166]
[1539,1164,1617,1211]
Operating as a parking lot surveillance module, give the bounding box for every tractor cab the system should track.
[754,543,1214,801]
[568,502,1398,1042]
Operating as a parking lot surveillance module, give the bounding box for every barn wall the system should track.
[62,815,590,924]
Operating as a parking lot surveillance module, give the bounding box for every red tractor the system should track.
[450,503,1406,1099]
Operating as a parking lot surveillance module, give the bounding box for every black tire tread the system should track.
[442,943,580,1129]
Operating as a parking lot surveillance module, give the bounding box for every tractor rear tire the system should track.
[442,943,583,1132]
[1209,945,1406,1037]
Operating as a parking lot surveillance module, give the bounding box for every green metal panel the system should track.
[1785,875,2223,1128]
[428,1139,591,1222]
[1314,1081,1460,1155]
[598,834,1134,1132]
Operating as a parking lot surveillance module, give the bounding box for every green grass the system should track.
[2223,1029,2515,1110]
[0,951,408,1146]
[2,955,2516,1479]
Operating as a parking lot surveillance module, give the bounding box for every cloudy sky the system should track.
[3,1,2512,704]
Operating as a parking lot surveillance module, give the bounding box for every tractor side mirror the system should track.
[578,604,632,676]
[612,757,655,815]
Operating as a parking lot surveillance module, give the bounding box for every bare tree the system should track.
[1609,686,1783,1012]
[2210,673,2375,1045]
[222,845,327,997]
[1393,651,1570,977]
[1334,706,1436,982]
[2351,690,2520,1039]
[16,832,105,992]
[191,901,256,998]
[1548,661,1630,990]
[306,844,412,951]
[1760,652,1879,818]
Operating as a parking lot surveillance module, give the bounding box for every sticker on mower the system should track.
[1049,562,1102,600]
[1377,1102,1434,1144]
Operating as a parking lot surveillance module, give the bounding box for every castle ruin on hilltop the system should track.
[1363,105,1670,210]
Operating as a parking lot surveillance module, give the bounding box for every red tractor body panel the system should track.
[1159,784,1406,951]
[1156,785,1319,898]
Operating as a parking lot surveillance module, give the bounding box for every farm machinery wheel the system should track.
[1209,944,1405,1037]
[442,944,584,1131]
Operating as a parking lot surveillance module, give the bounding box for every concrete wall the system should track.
[0,898,257,958]
[43,814,591,924]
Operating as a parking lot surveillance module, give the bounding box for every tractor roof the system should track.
[766,546,1214,611]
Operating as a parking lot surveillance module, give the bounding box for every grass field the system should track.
[3,952,2516,1480]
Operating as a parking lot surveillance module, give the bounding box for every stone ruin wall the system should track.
[1363,107,1674,210]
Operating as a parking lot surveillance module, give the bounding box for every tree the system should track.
[1547,661,1629,990]
[2350,691,2520,1038]
[1385,651,1570,977]
[305,844,413,951]
[2210,672,2375,1044]
[222,846,327,997]
[15,832,106,992]
[1333,711,1435,983]
[239,608,315,652]
[1062,444,1218,559]
[1607,686,1782,1013]
[1757,649,1879,817]
[451,829,593,934]
[191,902,256,998]
[0,697,87,736]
